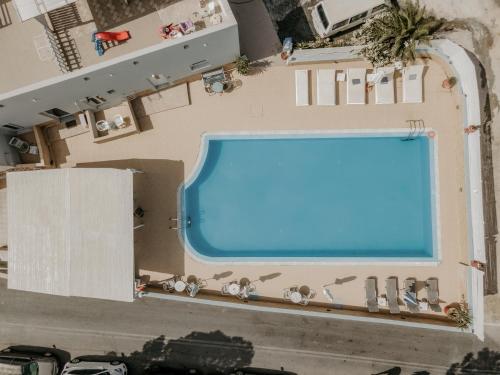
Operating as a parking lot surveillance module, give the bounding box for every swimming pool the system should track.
[181,132,438,262]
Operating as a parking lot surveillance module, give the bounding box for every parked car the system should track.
[0,346,59,375]
[61,359,127,375]
[311,0,387,37]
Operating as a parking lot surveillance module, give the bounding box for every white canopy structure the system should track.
[13,0,76,22]
[7,168,135,302]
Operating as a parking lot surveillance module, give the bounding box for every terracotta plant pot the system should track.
[280,51,289,60]
[442,77,457,89]
[444,302,460,315]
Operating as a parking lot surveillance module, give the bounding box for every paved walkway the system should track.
[0,279,493,374]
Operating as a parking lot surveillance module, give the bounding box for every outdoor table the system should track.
[228,283,240,296]
[290,291,302,304]
[174,280,186,292]
[211,81,224,93]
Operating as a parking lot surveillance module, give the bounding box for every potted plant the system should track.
[442,76,457,89]
[235,55,250,75]
[445,301,472,329]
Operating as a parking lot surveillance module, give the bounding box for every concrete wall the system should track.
[0,2,239,128]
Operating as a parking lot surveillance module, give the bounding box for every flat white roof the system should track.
[320,0,385,24]
[7,168,135,302]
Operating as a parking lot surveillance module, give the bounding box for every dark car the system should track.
[0,346,59,375]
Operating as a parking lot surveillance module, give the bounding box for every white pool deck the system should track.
[46,43,483,334]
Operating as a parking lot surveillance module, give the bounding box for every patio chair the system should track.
[160,276,177,292]
[403,64,424,103]
[187,282,200,297]
[347,68,366,104]
[295,70,310,106]
[282,287,293,300]
[365,278,379,313]
[322,287,334,303]
[426,278,439,310]
[238,283,257,299]
[375,67,395,104]
[403,278,419,313]
[385,277,400,314]
[221,282,231,295]
[316,69,336,106]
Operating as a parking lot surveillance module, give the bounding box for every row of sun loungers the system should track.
[295,65,424,106]
[365,277,439,314]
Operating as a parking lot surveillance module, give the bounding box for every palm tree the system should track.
[356,0,444,66]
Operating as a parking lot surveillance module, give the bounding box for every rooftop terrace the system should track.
[0,0,226,94]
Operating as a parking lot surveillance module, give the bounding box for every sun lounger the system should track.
[385,277,400,314]
[375,67,395,104]
[403,64,424,103]
[403,278,419,313]
[316,69,336,106]
[295,70,310,106]
[426,278,439,311]
[365,278,379,313]
[347,68,366,104]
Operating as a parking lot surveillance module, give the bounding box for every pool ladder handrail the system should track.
[402,119,425,141]
[168,216,191,230]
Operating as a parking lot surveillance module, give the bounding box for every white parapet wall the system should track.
[288,39,486,340]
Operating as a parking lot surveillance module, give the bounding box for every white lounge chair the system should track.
[385,277,400,314]
[295,70,310,106]
[403,64,424,103]
[403,278,419,313]
[365,278,379,313]
[375,67,395,104]
[347,68,366,104]
[316,69,336,106]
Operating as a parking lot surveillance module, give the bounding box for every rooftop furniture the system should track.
[221,281,240,296]
[347,68,366,104]
[375,67,395,104]
[365,277,379,313]
[238,283,257,299]
[316,69,336,106]
[90,100,140,143]
[403,64,424,103]
[322,287,334,303]
[385,277,400,314]
[187,282,200,297]
[295,70,310,106]
[160,275,183,292]
[174,280,187,292]
[202,67,229,94]
[283,286,315,305]
[426,278,440,311]
[403,278,419,313]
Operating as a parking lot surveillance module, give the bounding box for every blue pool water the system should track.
[181,134,436,261]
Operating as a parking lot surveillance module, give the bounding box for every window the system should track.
[381,76,389,84]
[2,124,23,131]
[352,78,361,85]
[190,60,211,71]
[316,4,329,29]
[331,19,348,31]
[44,108,71,118]
[350,11,368,23]
[372,4,387,14]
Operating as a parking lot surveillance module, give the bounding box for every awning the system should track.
[13,0,77,22]
[7,168,135,302]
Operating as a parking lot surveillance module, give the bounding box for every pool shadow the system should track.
[75,159,186,278]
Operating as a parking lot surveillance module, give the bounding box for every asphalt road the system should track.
[0,280,498,375]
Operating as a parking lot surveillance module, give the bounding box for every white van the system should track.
[311,0,388,38]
